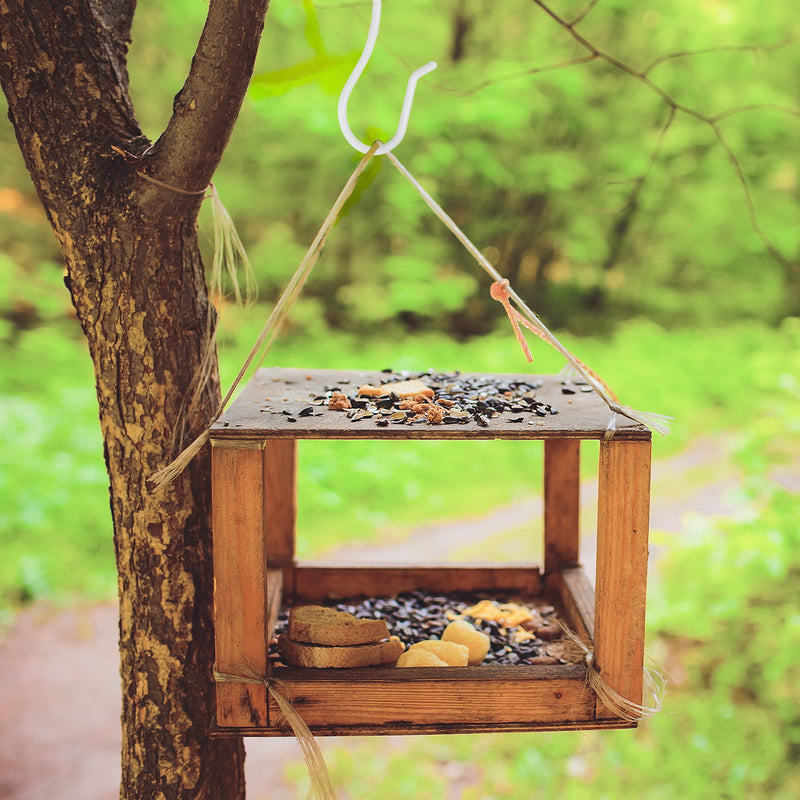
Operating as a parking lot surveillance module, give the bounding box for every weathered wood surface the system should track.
[560,565,595,643]
[290,563,543,600]
[211,718,636,737]
[263,439,297,565]
[264,664,595,729]
[212,440,269,728]
[544,439,581,588]
[210,368,650,441]
[594,439,651,719]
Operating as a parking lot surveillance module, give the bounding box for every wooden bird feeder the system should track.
[209,366,652,737]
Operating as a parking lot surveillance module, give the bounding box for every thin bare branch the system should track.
[530,0,798,273]
[712,103,800,123]
[602,107,676,270]
[569,0,600,27]
[429,54,598,97]
[644,35,800,75]
[710,121,792,270]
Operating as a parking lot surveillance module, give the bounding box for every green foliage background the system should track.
[1,0,799,797]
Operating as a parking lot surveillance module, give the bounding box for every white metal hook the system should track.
[338,0,437,155]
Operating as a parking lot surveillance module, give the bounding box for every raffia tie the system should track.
[554,621,665,722]
[148,142,381,491]
[384,151,672,440]
[213,663,337,800]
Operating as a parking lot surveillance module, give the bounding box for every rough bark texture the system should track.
[0,0,269,797]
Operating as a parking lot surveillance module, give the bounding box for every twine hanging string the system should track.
[148,142,381,491]
[554,621,665,722]
[213,664,337,800]
[384,151,672,439]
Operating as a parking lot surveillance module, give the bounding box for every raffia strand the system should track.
[213,664,336,800]
[385,151,673,438]
[148,142,381,492]
[555,621,665,722]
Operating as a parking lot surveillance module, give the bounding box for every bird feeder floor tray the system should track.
[211,563,636,737]
[210,367,649,440]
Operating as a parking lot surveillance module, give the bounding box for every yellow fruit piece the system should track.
[409,639,469,666]
[442,619,490,665]
[396,649,448,668]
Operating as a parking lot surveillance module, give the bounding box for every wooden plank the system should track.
[594,438,651,719]
[559,566,595,643]
[263,439,297,565]
[211,718,637,738]
[210,368,650,441]
[265,666,595,729]
[292,564,542,600]
[266,567,283,643]
[212,439,269,728]
[544,439,580,589]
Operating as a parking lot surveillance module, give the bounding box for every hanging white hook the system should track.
[338,0,437,155]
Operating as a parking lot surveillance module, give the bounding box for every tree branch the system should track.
[644,35,800,75]
[602,106,676,271]
[569,0,600,27]
[143,0,270,199]
[530,0,798,274]
[430,54,598,97]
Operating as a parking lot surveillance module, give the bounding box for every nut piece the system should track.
[396,649,449,668]
[409,639,469,667]
[442,619,490,665]
[328,392,351,411]
[425,405,445,424]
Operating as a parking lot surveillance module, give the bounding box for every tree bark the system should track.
[0,1,269,797]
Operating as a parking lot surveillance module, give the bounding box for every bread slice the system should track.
[277,634,405,669]
[357,379,435,399]
[288,605,389,646]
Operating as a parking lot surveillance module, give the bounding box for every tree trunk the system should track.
[0,1,269,797]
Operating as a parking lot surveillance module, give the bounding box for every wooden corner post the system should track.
[594,437,651,718]
[544,439,580,590]
[263,439,297,571]
[211,438,269,727]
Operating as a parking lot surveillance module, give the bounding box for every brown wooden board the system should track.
[211,718,637,738]
[261,664,596,730]
[559,565,595,644]
[210,367,650,441]
[290,563,542,601]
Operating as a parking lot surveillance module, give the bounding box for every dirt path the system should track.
[0,437,784,800]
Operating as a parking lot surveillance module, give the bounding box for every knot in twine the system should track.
[213,663,337,800]
[555,622,665,722]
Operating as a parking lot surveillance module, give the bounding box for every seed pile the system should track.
[300,370,559,427]
[270,591,574,667]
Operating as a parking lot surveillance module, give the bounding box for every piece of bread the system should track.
[397,649,448,668]
[288,605,389,646]
[278,634,405,668]
[357,379,435,399]
[408,640,469,666]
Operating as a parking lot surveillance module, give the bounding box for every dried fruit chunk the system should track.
[409,639,469,666]
[442,619,490,665]
[396,649,448,668]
